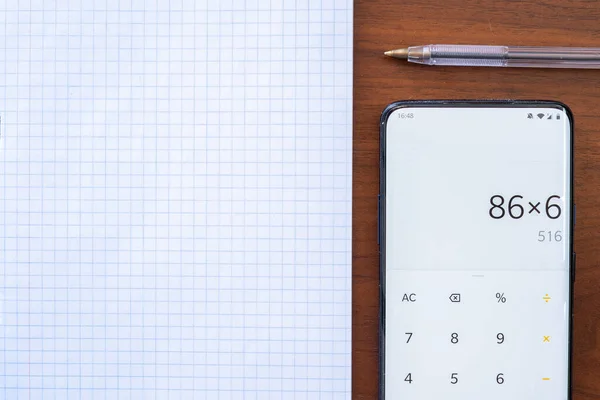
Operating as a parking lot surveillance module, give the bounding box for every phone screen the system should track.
[381,104,573,400]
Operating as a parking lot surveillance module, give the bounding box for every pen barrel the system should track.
[417,45,508,67]
[409,45,600,69]
[506,46,600,69]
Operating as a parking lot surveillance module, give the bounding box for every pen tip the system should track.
[384,48,409,59]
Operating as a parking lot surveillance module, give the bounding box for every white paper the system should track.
[0,0,352,398]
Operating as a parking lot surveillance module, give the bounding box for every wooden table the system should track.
[353,0,600,398]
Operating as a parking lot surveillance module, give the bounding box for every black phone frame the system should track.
[378,100,575,399]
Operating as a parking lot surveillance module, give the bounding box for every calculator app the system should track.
[383,106,572,400]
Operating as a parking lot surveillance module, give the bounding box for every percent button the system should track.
[496,293,507,303]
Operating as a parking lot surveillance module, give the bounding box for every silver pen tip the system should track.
[384,48,409,59]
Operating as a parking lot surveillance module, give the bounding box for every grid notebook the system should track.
[0,0,352,398]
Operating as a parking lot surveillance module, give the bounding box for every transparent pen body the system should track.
[408,45,600,69]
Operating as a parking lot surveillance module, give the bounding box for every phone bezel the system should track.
[378,100,575,399]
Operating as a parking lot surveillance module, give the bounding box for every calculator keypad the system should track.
[385,270,569,400]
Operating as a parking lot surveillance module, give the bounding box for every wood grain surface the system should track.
[353,0,600,398]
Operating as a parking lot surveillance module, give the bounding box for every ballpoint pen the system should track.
[384,44,600,69]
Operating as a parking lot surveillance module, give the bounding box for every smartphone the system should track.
[379,100,574,400]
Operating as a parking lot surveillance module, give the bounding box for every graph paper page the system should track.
[0,0,352,398]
